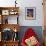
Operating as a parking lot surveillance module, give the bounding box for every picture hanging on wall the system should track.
[25,7,36,20]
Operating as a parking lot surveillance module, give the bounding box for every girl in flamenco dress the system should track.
[21,28,41,46]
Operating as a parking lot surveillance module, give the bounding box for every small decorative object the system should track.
[15,0,17,7]
[13,28,18,40]
[9,9,18,15]
[5,18,8,24]
[14,28,17,32]
[2,28,13,41]
[25,7,36,20]
[10,10,14,15]
[2,10,9,15]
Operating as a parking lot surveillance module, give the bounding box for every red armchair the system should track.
[21,28,41,46]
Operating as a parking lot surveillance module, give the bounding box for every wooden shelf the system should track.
[0,7,19,10]
[2,40,19,42]
[0,7,19,15]
[1,40,19,46]
[0,7,20,46]
[0,24,20,32]
[0,7,19,24]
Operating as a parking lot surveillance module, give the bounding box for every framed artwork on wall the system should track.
[2,10,9,15]
[25,7,36,20]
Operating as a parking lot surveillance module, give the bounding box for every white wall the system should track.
[0,0,44,26]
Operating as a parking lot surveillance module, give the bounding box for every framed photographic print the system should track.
[25,7,36,20]
[2,10,9,15]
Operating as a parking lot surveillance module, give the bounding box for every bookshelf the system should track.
[0,7,20,46]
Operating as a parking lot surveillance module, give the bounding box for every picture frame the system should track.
[2,10,9,15]
[25,7,36,20]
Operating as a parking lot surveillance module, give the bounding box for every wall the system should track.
[0,0,44,26]
[0,0,44,45]
[18,0,44,26]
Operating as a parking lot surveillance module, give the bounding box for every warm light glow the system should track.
[14,28,17,32]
